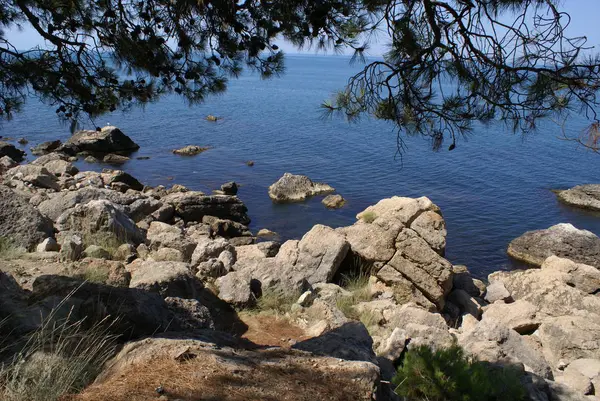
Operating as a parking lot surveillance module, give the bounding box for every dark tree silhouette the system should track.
[1,0,599,150]
[322,0,600,151]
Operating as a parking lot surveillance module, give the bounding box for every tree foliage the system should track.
[392,345,527,401]
[0,0,363,126]
[1,0,599,150]
[322,0,600,151]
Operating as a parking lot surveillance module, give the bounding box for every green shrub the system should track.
[359,211,378,223]
[392,345,527,401]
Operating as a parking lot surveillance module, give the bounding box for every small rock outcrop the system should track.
[507,223,600,268]
[31,140,62,156]
[5,165,60,191]
[0,141,25,162]
[63,126,139,154]
[322,194,346,209]
[555,184,600,211]
[172,145,210,156]
[56,199,144,244]
[162,192,250,224]
[268,173,335,203]
[340,196,451,309]
[470,256,600,380]
[0,185,54,250]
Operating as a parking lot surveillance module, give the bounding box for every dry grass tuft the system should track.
[0,294,118,401]
[0,237,26,260]
[250,288,301,316]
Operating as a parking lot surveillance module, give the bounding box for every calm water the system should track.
[3,54,600,278]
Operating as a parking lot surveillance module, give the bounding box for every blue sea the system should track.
[3,54,600,278]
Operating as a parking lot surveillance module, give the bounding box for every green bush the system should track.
[392,345,527,401]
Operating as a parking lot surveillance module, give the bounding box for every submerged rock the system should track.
[555,184,600,211]
[172,145,210,156]
[63,126,139,154]
[507,223,600,268]
[103,154,130,164]
[0,141,25,162]
[268,172,335,203]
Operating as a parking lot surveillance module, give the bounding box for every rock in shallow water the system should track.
[555,184,600,211]
[322,194,346,209]
[62,126,139,154]
[507,223,600,268]
[0,141,25,162]
[268,172,335,203]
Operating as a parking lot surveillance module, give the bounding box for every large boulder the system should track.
[293,322,376,363]
[272,225,349,288]
[555,184,600,211]
[339,196,452,310]
[0,141,25,162]
[5,165,60,191]
[0,185,54,250]
[38,187,139,221]
[268,172,335,203]
[507,223,600,268]
[216,225,348,297]
[43,159,79,177]
[100,169,144,191]
[62,126,139,154]
[31,275,177,339]
[162,192,250,224]
[128,261,198,299]
[56,199,144,244]
[458,318,553,379]
[146,221,196,261]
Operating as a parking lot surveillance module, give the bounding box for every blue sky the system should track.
[5,1,600,57]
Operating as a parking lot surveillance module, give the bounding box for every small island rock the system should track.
[0,141,25,162]
[322,194,346,209]
[555,184,600,211]
[63,126,139,154]
[103,154,130,164]
[268,172,335,203]
[507,223,600,268]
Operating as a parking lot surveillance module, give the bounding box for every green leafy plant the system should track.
[392,345,527,401]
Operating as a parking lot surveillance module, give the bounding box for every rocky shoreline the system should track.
[1,127,600,400]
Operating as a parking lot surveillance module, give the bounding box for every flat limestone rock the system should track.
[507,223,600,268]
[555,184,600,211]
